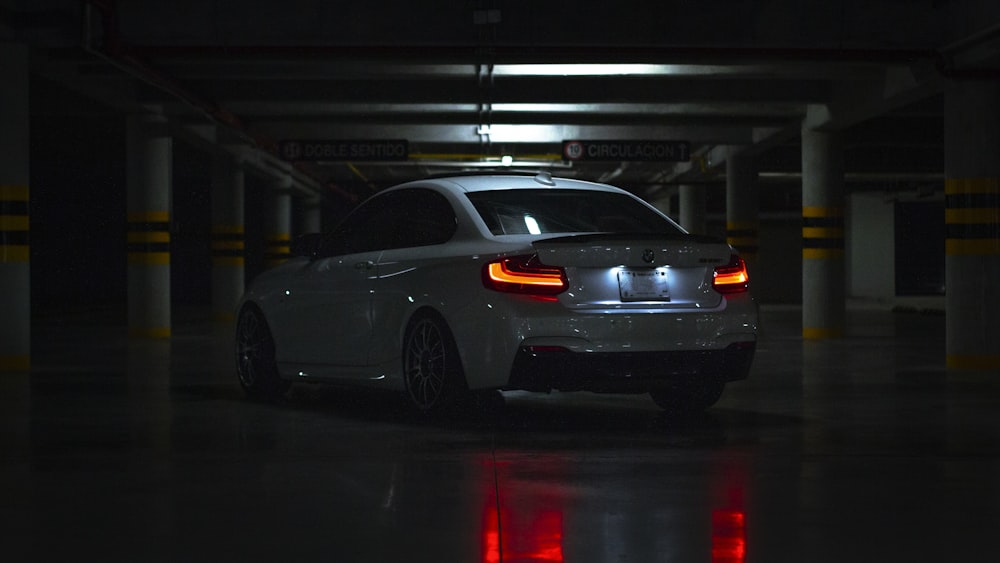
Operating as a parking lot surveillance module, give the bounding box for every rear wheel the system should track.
[235,305,291,400]
[403,312,466,412]
[649,379,724,415]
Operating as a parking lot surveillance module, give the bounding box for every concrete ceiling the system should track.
[5,0,1000,206]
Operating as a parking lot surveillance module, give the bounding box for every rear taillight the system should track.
[482,254,568,295]
[713,255,749,294]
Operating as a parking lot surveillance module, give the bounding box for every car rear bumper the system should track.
[505,341,755,393]
[448,290,758,391]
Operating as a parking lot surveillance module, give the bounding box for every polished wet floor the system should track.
[2,305,998,562]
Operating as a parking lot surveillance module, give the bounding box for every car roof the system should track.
[395,173,629,195]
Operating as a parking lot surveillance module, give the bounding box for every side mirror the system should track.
[290,233,325,259]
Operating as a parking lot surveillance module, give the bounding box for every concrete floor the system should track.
[2,304,998,563]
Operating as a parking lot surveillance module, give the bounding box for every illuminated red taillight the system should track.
[483,254,568,295]
[713,255,749,294]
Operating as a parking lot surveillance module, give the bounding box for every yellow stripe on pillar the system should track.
[802,227,844,239]
[128,327,172,339]
[726,237,758,248]
[0,215,29,230]
[0,355,30,372]
[725,221,758,255]
[947,354,1000,370]
[211,224,245,266]
[0,185,29,200]
[1,246,29,262]
[1,185,29,264]
[127,210,170,223]
[127,252,171,265]
[803,327,844,340]
[127,210,170,265]
[945,178,999,195]
[802,206,843,218]
[266,232,292,266]
[945,178,999,256]
[945,208,999,224]
[802,248,844,260]
[945,239,1000,255]
[802,206,844,260]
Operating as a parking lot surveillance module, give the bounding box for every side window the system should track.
[388,189,457,249]
[319,194,392,256]
[319,188,456,256]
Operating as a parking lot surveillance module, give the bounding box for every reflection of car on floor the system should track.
[235,172,757,414]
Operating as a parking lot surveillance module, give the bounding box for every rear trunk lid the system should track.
[532,233,733,310]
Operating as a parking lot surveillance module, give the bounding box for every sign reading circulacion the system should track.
[279,140,409,162]
[562,140,690,162]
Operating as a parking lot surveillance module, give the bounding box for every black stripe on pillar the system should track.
[1,201,28,215]
[945,192,1000,209]
[126,242,171,253]
[1,231,29,245]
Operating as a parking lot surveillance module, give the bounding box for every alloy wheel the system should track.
[404,316,452,411]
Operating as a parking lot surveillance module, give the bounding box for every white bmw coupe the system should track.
[236,173,757,413]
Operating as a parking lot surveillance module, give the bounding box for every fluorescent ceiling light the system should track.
[492,64,674,76]
[401,159,572,169]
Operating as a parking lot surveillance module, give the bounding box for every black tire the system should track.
[235,305,291,400]
[402,312,467,412]
[649,379,725,415]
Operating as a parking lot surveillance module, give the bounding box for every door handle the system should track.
[354,260,375,270]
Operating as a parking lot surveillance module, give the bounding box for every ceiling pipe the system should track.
[937,22,1000,79]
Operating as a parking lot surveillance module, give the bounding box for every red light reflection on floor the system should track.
[479,456,747,562]
[480,453,564,563]
[482,502,564,563]
[711,509,746,563]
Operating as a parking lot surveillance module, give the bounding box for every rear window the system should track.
[466,189,682,236]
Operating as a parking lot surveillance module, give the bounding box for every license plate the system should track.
[618,269,670,301]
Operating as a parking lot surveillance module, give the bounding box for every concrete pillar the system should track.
[678,184,706,234]
[0,44,30,372]
[726,149,760,278]
[944,81,1000,370]
[649,186,678,222]
[127,112,172,338]
[303,196,322,233]
[265,179,293,268]
[801,129,846,339]
[300,195,322,234]
[210,154,245,321]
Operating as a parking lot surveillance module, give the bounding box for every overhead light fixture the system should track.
[492,64,686,76]
[399,159,572,169]
[490,64,769,77]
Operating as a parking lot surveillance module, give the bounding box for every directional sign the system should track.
[562,140,690,162]
[279,140,408,161]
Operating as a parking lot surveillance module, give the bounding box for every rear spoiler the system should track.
[534,232,726,246]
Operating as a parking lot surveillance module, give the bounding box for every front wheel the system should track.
[402,312,467,412]
[649,380,725,415]
[235,305,291,400]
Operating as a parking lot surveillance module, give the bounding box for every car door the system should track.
[366,188,459,366]
[276,250,379,369]
[272,194,397,370]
